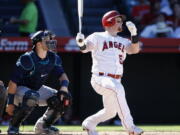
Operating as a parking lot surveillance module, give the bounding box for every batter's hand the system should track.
[76,33,85,47]
[126,21,137,36]
[6,104,15,116]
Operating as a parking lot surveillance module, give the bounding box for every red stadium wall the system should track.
[1,37,180,53]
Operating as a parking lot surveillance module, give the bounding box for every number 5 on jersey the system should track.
[119,55,124,64]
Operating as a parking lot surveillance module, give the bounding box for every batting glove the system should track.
[76,33,85,47]
[126,21,137,36]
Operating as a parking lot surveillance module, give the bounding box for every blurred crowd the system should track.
[129,0,180,38]
[1,0,180,38]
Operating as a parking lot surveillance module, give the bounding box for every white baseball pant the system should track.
[82,74,135,132]
[14,85,57,106]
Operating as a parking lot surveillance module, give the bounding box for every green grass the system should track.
[1,125,180,132]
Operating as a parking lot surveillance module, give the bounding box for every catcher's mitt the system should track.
[57,90,72,107]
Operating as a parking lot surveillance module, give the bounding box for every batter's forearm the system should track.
[130,43,140,54]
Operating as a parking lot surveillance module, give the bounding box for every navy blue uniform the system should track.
[7,30,71,135]
[11,50,64,90]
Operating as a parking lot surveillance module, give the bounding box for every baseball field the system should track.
[0,125,180,135]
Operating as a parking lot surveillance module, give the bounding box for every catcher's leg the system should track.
[34,96,63,135]
[34,85,71,135]
[8,90,39,135]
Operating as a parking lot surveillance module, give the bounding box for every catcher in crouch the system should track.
[6,30,71,135]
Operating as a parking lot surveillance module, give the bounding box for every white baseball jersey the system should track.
[82,31,141,133]
[84,31,131,75]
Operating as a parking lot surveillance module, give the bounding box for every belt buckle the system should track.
[99,72,104,76]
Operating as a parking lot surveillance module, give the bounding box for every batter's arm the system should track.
[76,33,95,53]
[125,21,140,54]
[126,42,140,54]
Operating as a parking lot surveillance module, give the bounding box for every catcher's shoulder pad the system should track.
[54,54,62,67]
[16,52,34,70]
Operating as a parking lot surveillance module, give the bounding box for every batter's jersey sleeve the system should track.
[51,54,65,79]
[11,53,34,84]
[122,38,132,51]
[123,38,131,47]
[84,33,98,52]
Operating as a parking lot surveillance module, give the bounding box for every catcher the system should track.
[6,30,71,135]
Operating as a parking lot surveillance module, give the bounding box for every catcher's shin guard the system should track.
[34,95,63,134]
[34,108,61,134]
[43,108,61,127]
[8,90,39,130]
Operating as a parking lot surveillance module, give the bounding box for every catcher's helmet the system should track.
[31,30,57,50]
[102,10,126,27]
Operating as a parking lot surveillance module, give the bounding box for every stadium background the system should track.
[0,0,180,125]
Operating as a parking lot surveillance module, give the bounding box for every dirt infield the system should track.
[1,132,180,135]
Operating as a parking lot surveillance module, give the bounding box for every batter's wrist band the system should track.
[7,94,15,105]
[79,45,86,50]
[60,80,69,87]
[131,35,139,44]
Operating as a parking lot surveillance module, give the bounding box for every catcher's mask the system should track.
[31,30,57,51]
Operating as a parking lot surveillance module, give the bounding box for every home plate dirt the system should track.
[1,132,180,135]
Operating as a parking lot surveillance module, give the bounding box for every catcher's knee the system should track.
[22,90,40,107]
[47,91,72,114]
[47,95,62,112]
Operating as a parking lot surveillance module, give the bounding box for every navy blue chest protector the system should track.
[21,51,55,90]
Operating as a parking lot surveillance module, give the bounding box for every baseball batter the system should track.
[76,10,143,135]
[6,30,71,135]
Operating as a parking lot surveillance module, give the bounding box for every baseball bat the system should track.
[78,0,83,33]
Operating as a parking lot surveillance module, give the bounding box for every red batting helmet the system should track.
[102,10,126,27]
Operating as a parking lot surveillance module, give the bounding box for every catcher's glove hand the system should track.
[57,90,72,107]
